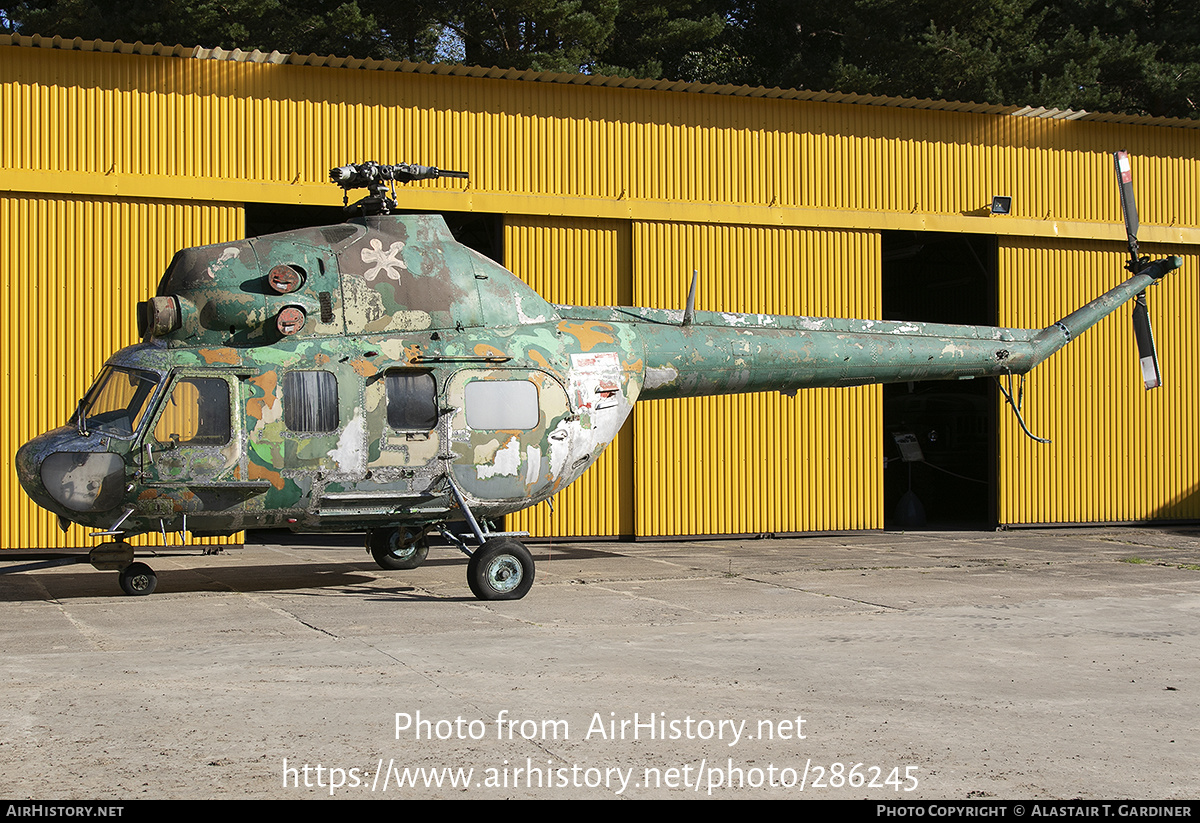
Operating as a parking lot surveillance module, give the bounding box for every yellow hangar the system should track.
[2,33,1198,550]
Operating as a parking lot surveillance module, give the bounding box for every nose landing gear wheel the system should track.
[368,528,430,571]
[119,562,157,596]
[467,538,534,601]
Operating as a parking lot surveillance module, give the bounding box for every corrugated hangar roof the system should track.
[3,31,1198,130]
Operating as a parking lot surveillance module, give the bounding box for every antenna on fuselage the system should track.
[682,269,699,326]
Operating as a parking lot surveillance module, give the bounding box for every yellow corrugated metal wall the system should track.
[998,237,1200,524]
[503,215,635,537]
[3,42,1200,543]
[0,193,243,548]
[631,222,882,535]
[502,217,882,537]
[6,45,1197,233]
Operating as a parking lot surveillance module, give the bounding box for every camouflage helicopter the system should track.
[13,153,1182,600]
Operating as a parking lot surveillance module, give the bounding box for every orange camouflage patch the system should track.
[473,343,507,359]
[248,460,286,490]
[199,348,239,365]
[247,370,278,422]
[557,321,615,352]
[350,358,377,377]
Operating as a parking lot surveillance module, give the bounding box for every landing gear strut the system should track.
[87,541,158,597]
[444,476,535,601]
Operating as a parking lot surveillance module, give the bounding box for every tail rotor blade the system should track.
[1131,292,1162,390]
[1114,150,1141,266]
[1114,151,1163,390]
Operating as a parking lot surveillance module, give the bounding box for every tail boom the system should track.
[630,258,1181,401]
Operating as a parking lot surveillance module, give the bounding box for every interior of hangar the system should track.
[2,34,1199,549]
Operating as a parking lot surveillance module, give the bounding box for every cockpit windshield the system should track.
[74,367,162,437]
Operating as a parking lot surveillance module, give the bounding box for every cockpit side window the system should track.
[283,370,339,432]
[78,367,161,436]
[385,371,437,431]
[153,377,231,446]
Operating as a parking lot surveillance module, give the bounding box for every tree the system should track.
[0,0,443,60]
[717,0,1199,118]
[438,0,619,72]
[592,0,727,81]
[2,0,1196,118]
[0,0,728,73]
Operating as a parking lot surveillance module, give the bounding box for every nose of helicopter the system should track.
[15,430,127,518]
[14,436,47,503]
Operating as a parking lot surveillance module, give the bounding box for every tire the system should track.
[368,528,430,571]
[119,562,157,596]
[467,538,534,601]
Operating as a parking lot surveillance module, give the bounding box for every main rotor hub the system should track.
[328,161,468,216]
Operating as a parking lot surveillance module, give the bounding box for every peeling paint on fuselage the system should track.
[644,365,679,390]
[329,408,366,475]
[472,439,520,484]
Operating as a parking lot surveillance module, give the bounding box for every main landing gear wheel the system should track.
[368,528,430,571]
[118,562,157,596]
[467,538,534,601]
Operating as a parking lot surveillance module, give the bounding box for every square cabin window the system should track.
[465,380,539,430]
[153,377,230,446]
[283,370,338,432]
[385,371,438,430]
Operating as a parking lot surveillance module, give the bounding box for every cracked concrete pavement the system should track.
[1,527,1197,799]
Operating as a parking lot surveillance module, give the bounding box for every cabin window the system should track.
[153,377,230,446]
[284,370,339,432]
[465,380,539,430]
[386,371,437,430]
[78,367,160,437]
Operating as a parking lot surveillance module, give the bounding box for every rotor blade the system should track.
[1114,150,1141,264]
[1131,291,1162,390]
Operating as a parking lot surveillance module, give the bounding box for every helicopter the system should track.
[12,153,1182,601]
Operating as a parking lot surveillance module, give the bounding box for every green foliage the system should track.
[443,0,621,72]
[721,0,1199,118]
[592,0,726,80]
[1,0,442,59]
[2,0,1197,118]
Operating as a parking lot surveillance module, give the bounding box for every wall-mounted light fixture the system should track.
[990,196,1013,215]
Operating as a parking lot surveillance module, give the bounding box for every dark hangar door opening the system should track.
[882,231,997,528]
[243,203,505,263]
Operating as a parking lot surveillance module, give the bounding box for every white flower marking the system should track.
[361,239,408,282]
[205,246,241,279]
